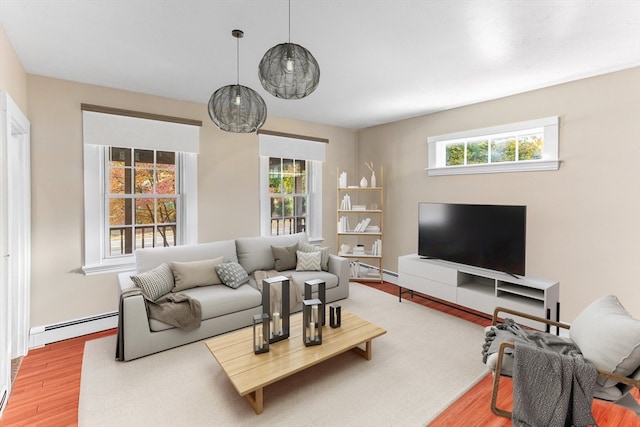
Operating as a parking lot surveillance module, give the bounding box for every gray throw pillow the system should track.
[271,243,298,271]
[130,263,174,301]
[298,241,330,271]
[170,256,224,292]
[215,262,250,289]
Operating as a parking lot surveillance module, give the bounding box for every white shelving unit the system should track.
[398,254,560,330]
[337,168,383,283]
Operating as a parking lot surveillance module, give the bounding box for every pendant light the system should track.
[208,29,267,133]
[258,0,320,99]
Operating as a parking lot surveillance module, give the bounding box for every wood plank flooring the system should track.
[1,282,638,426]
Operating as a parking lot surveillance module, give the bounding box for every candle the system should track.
[273,312,281,335]
[311,304,318,324]
[258,331,263,350]
[309,322,315,342]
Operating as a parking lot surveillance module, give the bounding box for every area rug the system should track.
[79,282,488,426]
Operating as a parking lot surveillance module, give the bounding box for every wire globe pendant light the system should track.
[258,0,320,99]
[208,29,267,133]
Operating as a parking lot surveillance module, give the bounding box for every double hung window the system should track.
[259,133,326,242]
[81,105,200,274]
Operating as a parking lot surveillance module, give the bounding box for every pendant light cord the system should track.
[288,0,291,44]
[236,35,240,85]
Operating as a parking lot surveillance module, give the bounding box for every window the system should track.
[259,133,326,242]
[107,147,179,256]
[81,105,200,274]
[268,157,308,235]
[427,116,559,176]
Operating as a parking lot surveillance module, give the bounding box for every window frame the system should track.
[258,133,326,243]
[426,116,560,176]
[82,146,198,274]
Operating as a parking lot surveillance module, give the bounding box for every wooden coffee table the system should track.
[205,309,386,414]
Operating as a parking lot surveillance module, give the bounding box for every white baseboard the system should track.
[29,311,118,349]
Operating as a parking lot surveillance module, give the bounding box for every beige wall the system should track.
[358,67,640,320]
[0,23,27,111]
[26,75,357,327]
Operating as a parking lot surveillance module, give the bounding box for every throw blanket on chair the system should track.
[483,318,598,427]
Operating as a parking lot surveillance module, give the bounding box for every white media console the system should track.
[398,254,559,330]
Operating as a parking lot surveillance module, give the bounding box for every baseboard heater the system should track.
[29,311,118,348]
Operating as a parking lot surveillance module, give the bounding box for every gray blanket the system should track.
[483,318,598,427]
[146,292,202,332]
[115,288,202,361]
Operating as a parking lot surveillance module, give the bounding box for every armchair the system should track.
[484,295,640,420]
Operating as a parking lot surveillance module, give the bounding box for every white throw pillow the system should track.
[570,295,640,388]
[296,250,322,271]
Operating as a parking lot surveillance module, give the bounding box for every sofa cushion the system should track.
[298,241,330,271]
[570,295,640,389]
[149,283,262,331]
[215,262,250,289]
[296,250,322,271]
[130,263,174,301]
[236,233,308,274]
[272,243,298,271]
[135,240,238,273]
[170,257,224,292]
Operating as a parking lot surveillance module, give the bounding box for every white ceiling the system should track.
[1,0,639,129]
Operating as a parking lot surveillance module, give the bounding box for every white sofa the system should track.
[117,232,349,361]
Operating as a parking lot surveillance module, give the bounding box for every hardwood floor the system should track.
[1,282,638,426]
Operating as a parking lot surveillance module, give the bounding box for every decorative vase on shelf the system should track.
[360,177,368,188]
[340,244,351,255]
[370,171,376,188]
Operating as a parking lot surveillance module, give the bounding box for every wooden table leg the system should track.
[245,387,264,414]
[351,339,373,360]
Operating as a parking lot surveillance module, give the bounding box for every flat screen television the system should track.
[418,203,526,276]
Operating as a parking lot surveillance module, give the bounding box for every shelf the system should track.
[497,283,544,302]
[338,168,383,284]
[337,232,382,236]
[339,253,382,258]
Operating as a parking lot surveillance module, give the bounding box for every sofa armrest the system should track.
[328,254,349,288]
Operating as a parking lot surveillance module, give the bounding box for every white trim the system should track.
[28,311,118,348]
[427,160,561,176]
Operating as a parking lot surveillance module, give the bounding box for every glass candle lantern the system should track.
[253,313,270,354]
[262,276,290,344]
[304,279,326,326]
[330,303,341,328]
[303,298,323,346]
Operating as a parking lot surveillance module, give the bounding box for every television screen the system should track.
[418,203,526,276]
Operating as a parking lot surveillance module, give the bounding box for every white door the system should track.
[0,92,31,416]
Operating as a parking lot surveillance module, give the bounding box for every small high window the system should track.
[427,116,559,176]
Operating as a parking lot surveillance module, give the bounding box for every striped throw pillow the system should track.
[296,250,322,271]
[130,263,174,301]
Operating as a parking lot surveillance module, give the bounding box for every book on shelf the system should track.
[351,205,366,211]
[339,171,347,188]
[340,194,351,210]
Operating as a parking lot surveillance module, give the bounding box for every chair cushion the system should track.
[570,295,640,388]
[170,256,224,291]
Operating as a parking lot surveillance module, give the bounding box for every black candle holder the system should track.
[262,276,290,344]
[303,298,323,346]
[304,279,326,326]
[253,313,270,354]
[330,303,341,328]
